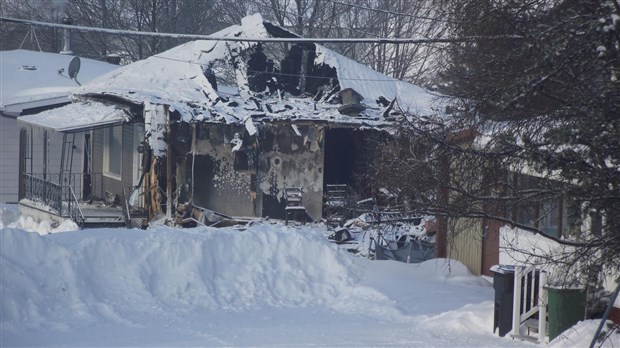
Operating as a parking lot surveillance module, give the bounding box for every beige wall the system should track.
[448,218,483,276]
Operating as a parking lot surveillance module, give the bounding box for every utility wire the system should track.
[0,16,522,45]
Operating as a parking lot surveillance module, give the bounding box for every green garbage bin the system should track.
[546,287,586,341]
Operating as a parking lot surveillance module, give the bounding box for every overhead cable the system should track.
[0,16,523,45]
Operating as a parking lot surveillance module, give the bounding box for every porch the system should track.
[20,172,143,228]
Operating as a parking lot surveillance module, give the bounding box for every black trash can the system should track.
[492,265,516,337]
[491,265,541,337]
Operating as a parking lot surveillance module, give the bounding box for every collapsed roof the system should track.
[71,14,445,128]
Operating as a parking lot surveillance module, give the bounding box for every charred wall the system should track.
[258,124,325,220]
[186,124,257,217]
[179,122,325,220]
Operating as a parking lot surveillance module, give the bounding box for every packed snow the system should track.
[0,50,120,116]
[17,101,129,132]
[1,205,618,347]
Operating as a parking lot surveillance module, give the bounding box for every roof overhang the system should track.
[17,101,129,133]
[0,96,70,118]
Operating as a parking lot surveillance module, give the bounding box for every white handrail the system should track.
[512,266,523,337]
[538,271,547,344]
[68,185,85,226]
[512,265,547,344]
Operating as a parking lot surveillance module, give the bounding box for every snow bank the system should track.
[1,224,401,331]
[549,320,619,347]
[0,204,78,235]
[0,204,20,228]
[2,211,613,346]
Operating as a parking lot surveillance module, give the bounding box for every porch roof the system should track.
[17,101,130,132]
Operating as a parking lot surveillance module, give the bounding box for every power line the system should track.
[0,16,522,45]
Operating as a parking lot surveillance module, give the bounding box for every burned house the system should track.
[17,14,444,227]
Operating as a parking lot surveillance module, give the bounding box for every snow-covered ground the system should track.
[1,204,618,347]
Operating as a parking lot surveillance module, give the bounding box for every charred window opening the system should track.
[234,151,249,171]
[323,128,376,196]
[280,44,339,98]
[307,63,338,101]
[248,43,281,94]
[196,124,210,140]
[280,44,308,95]
[203,66,218,91]
[191,155,217,209]
[324,128,356,187]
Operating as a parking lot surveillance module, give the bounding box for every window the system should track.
[103,126,122,179]
[234,151,249,171]
[539,198,559,238]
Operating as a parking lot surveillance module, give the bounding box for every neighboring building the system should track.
[17,14,446,227]
[427,128,598,277]
[0,49,120,204]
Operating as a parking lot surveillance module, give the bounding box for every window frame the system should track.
[103,126,122,180]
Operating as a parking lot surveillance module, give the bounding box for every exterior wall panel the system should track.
[448,218,483,276]
[2,117,86,203]
[0,117,20,203]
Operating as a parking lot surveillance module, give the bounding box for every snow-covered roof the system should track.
[0,50,120,117]
[17,101,129,132]
[73,14,445,128]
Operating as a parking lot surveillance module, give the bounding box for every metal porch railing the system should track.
[23,174,63,213]
[22,172,106,217]
[67,185,85,227]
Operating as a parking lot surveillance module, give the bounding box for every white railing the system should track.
[68,185,85,227]
[512,265,547,344]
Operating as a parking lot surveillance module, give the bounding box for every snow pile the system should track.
[549,320,620,347]
[314,45,442,116]
[0,225,395,328]
[0,204,79,235]
[6,216,78,235]
[0,204,20,228]
[2,220,612,346]
[18,101,129,132]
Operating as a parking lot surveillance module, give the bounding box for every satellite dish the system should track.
[68,56,81,79]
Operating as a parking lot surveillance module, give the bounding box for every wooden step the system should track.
[510,334,539,344]
[523,318,548,334]
[82,216,126,228]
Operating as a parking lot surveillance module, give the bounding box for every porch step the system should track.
[523,318,548,334]
[82,216,126,228]
[510,334,539,344]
